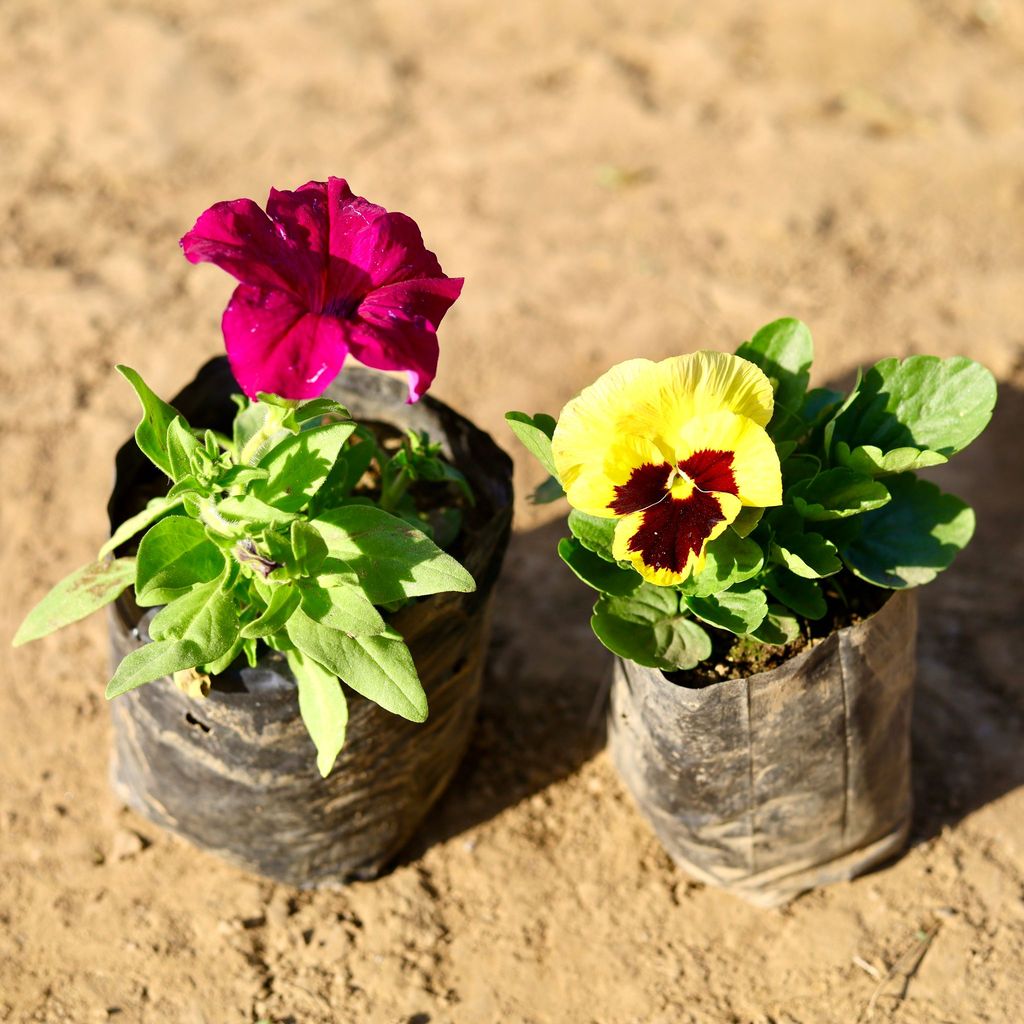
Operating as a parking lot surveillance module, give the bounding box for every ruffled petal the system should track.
[348,276,463,402]
[223,284,350,400]
[676,411,782,507]
[647,352,775,435]
[552,359,666,502]
[612,489,740,586]
[180,198,312,297]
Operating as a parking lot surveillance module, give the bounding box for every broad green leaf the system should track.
[166,417,202,483]
[204,636,245,676]
[291,520,328,576]
[310,432,378,513]
[770,532,841,579]
[790,468,890,521]
[146,574,239,652]
[99,495,184,559]
[294,397,351,424]
[288,649,349,777]
[837,473,975,588]
[735,318,813,438]
[591,585,711,671]
[834,442,947,478]
[239,584,301,639]
[14,558,136,646]
[505,411,559,477]
[567,509,617,562]
[764,569,826,620]
[749,604,801,645]
[684,587,768,636]
[135,516,225,606]
[116,365,179,476]
[800,387,844,428]
[677,530,764,598]
[822,369,863,455]
[557,537,639,597]
[297,581,385,637]
[232,397,273,455]
[312,505,474,604]
[729,505,764,538]
[286,611,427,722]
[829,355,996,458]
[105,639,205,699]
[251,421,357,513]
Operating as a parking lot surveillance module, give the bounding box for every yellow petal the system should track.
[553,359,663,516]
[676,411,782,507]
[648,351,775,435]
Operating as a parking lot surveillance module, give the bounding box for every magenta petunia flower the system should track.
[180,177,463,402]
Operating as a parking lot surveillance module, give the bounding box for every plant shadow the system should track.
[906,372,1024,840]
[396,516,612,862]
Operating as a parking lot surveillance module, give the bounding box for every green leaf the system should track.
[789,468,890,521]
[213,494,299,530]
[837,473,975,588]
[729,505,764,538]
[105,639,206,699]
[677,530,764,598]
[567,509,617,562]
[531,475,565,505]
[834,442,948,477]
[107,575,238,697]
[99,495,184,559]
[735,318,813,437]
[116,365,180,476]
[287,649,349,777]
[557,537,639,597]
[312,505,474,604]
[505,411,558,477]
[239,584,301,639]
[684,587,769,636]
[800,387,844,429]
[13,558,136,646]
[764,569,827,620]
[135,516,225,606]
[770,532,842,579]
[166,417,202,483]
[591,585,712,670]
[297,581,385,637]
[749,604,801,645]
[286,611,427,722]
[290,520,328,576]
[829,355,996,458]
[146,574,238,647]
[251,422,357,513]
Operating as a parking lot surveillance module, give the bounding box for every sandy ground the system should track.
[2,1,1024,1021]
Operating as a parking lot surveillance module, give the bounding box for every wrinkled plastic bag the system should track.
[608,590,917,906]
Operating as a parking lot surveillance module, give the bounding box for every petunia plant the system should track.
[508,318,996,673]
[13,178,474,777]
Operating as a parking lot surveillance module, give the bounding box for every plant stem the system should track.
[239,406,288,466]
[380,467,411,513]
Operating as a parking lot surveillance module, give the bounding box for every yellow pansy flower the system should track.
[552,352,783,586]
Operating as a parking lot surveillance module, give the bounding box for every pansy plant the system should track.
[13,179,474,777]
[508,319,996,672]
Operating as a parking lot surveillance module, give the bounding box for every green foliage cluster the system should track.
[507,319,996,672]
[14,367,476,776]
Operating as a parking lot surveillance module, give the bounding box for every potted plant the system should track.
[508,318,995,906]
[13,177,513,887]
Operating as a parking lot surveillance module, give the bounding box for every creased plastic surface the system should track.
[106,359,513,887]
[608,590,917,906]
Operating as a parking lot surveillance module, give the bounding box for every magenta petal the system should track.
[180,199,310,296]
[350,276,464,401]
[223,285,350,399]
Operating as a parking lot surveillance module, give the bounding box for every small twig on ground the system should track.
[857,920,942,1022]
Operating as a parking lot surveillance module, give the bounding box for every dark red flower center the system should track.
[609,449,737,574]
